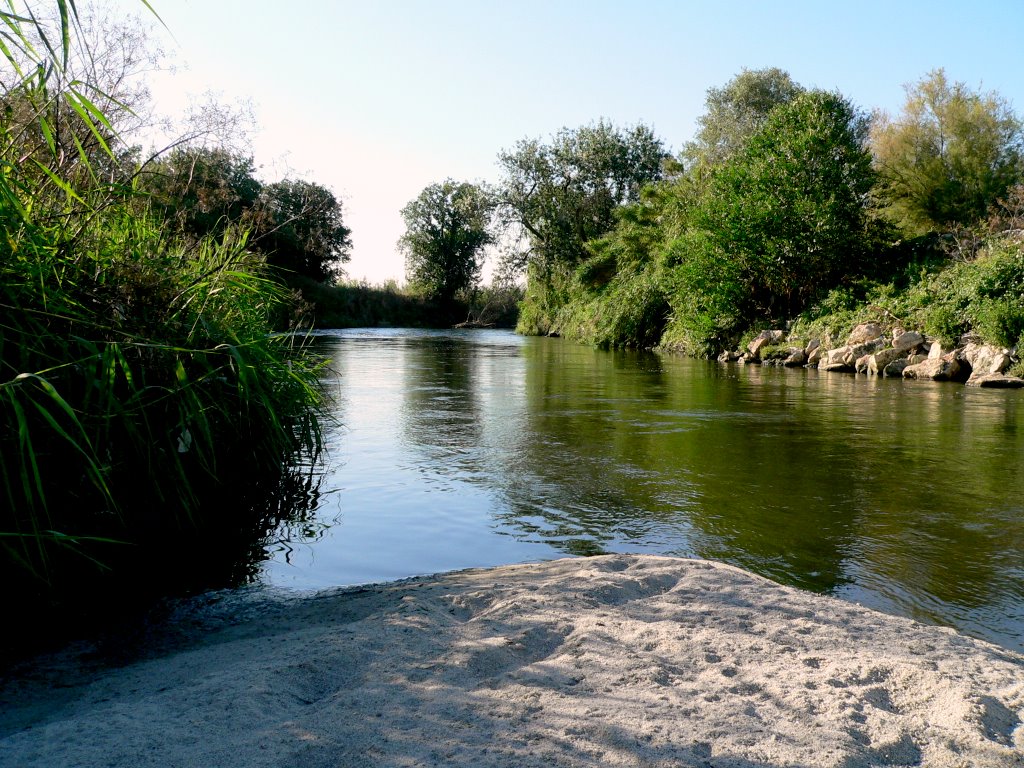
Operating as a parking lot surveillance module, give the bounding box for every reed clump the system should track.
[0,1,325,624]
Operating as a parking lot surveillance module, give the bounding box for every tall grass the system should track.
[0,1,325,621]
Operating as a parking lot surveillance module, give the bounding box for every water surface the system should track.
[263,328,1024,652]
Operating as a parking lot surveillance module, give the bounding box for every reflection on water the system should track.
[262,328,1024,652]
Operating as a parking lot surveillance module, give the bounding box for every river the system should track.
[261,328,1024,653]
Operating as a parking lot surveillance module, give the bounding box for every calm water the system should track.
[262,328,1024,652]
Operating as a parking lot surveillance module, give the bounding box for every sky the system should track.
[103,0,1024,284]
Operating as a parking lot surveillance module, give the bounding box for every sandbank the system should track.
[1,555,1022,767]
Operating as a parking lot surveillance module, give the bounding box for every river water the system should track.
[262,328,1024,652]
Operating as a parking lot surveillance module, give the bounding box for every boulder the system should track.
[902,353,963,382]
[927,342,945,360]
[846,338,887,364]
[747,330,785,358]
[846,323,883,346]
[965,373,1024,388]
[892,331,924,353]
[804,338,821,355]
[883,358,911,378]
[783,348,807,367]
[806,346,822,366]
[866,347,907,375]
[819,361,853,372]
[961,343,1011,375]
[820,346,853,371]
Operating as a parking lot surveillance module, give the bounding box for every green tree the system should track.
[684,67,804,169]
[666,90,878,353]
[399,180,493,305]
[496,120,666,333]
[871,69,1024,234]
[496,120,666,273]
[145,147,263,241]
[254,179,351,283]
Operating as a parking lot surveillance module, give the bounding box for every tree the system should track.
[253,179,351,283]
[496,120,667,274]
[399,180,493,304]
[683,67,804,169]
[871,69,1024,234]
[145,147,263,241]
[667,90,878,351]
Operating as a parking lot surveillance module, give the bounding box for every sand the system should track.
[1,554,1022,767]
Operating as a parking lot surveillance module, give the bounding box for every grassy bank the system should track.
[0,2,328,646]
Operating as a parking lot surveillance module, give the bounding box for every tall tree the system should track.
[254,179,351,283]
[871,69,1024,234]
[496,120,666,274]
[683,67,804,169]
[146,147,263,241]
[668,90,878,352]
[399,180,493,304]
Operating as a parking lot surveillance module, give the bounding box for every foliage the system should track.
[497,120,666,273]
[399,180,492,304]
[497,120,666,332]
[871,69,1024,235]
[683,67,804,169]
[146,146,263,240]
[0,1,325,616]
[145,148,351,283]
[254,178,351,283]
[663,90,879,352]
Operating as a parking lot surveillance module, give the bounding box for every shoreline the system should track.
[2,554,1022,767]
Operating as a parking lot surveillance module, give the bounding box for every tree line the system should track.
[401,67,1024,355]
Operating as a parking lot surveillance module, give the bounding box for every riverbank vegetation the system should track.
[493,68,1024,363]
[0,2,336,638]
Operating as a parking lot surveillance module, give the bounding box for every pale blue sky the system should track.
[112,0,1024,283]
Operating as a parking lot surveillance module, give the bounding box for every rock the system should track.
[806,346,822,366]
[747,330,785,358]
[846,338,887,364]
[903,354,964,382]
[846,323,883,346]
[805,338,821,355]
[867,347,906,375]
[783,348,807,367]
[961,343,1011,375]
[883,358,911,377]
[965,373,1024,388]
[927,342,945,360]
[908,354,928,365]
[820,346,853,371]
[892,331,924,352]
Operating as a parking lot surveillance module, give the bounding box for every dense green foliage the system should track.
[664,90,881,353]
[399,180,493,305]
[871,69,1024,235]
[496,120,667,334]
[0,1,326,623]
[504,68,1024,358]
[145,147,351,283]
[683,67,804,170]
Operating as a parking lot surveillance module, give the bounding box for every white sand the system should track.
[1,555,1022,767]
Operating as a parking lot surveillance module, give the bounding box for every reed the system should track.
[0,1,325,611]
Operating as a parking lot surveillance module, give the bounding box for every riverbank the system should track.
[1,555,1021,767]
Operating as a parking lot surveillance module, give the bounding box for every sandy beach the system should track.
[1,554,1022,767]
